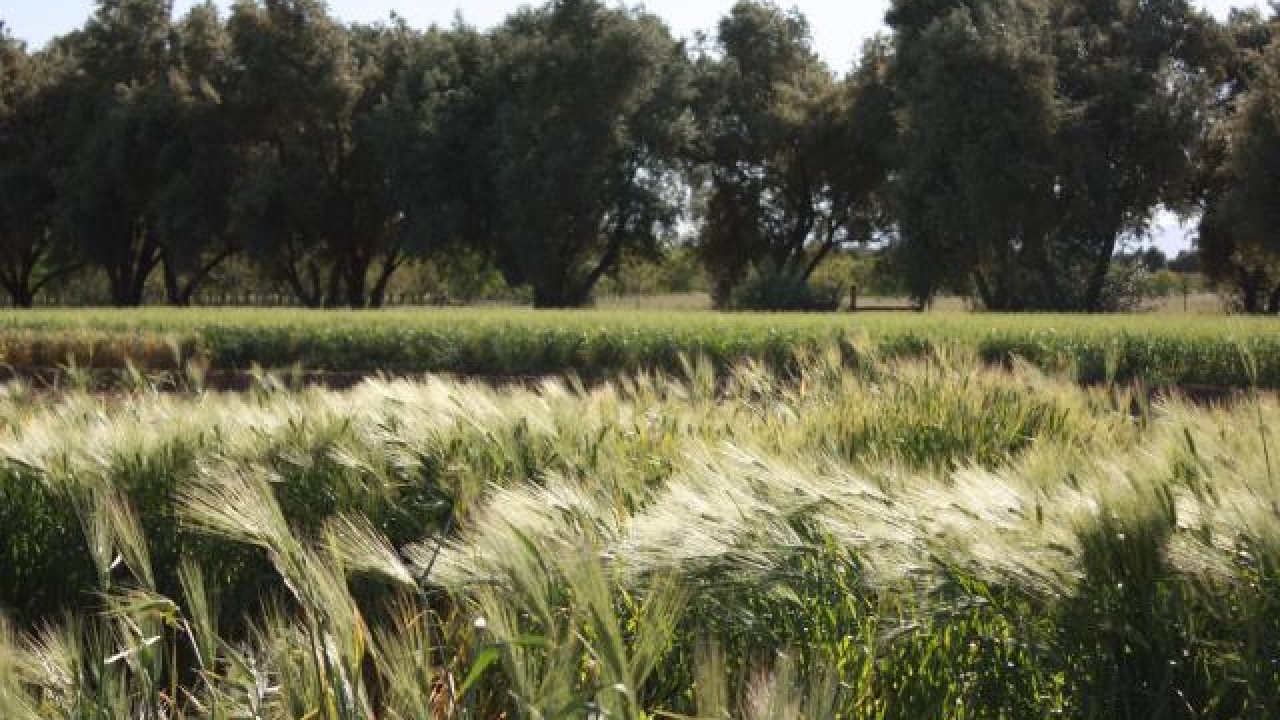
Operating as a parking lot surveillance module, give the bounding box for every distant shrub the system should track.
[1096,260,1167,313]
[726,267,844,312]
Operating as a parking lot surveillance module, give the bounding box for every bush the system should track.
[726,267,844,312]
[1097,261,1158,312]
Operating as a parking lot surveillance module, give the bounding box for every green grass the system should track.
[1,349,1279,718]
[0,307,1278,386]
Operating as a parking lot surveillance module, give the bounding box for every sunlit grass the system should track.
[0,349,1278,718]
[0,307,1277,385]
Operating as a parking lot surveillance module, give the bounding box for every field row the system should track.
[1,308,1279,386]
[1,351,1278,718]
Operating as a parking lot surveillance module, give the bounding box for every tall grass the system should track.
[1,308,1279,386]
[0,348,1278,718]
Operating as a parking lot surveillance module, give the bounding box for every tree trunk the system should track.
[275,235,327,308]
[108,266,149,307]
[973,270,997,311]
[533,277,592,309]
[539,227,627,309]
[1,246,82,309]
[1237,267,1262,314]
[342,254,371,309]
[162,248,234,307]
[106,227,163,307]
[576,223,629,305]
[800,222,842,282]
[0,262,36,308]
[162,259,183,306]
[1031,237,1065,311]
[281,268,318,308]
[321,261,345,309]
[1083,235,1119,313]
[3,282,35,309]
[1268,283,1280,315]
[369,248,404,310]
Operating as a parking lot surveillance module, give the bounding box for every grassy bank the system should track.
[1,349,1279,718]
[0,308,1278,387]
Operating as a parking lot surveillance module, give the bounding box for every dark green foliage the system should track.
[692,2,893,306]
[365,24,494,279]
[889,0,1056,308]
[153,4,240,306]
[1047,0,1214,311]
[0,0,1272,313]
[889,0,1214,311]
[475,0,694,308]
[1198,10,1280,313]
[55,0,178,306]
[726,266,844,312]
[0,31,77,307]
[227,0,408,308]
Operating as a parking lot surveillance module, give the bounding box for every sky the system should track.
[1,0,1271,253]
[6,0,1264,73]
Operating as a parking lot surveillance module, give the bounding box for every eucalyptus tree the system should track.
[365,22,498,300]
[228,0,418,308]
[334,19,421,308]
[152,3,241,305]
[478,0,694,308]
[888,0,1214,311]
[227,0,353,307]
[888,0,1059,309]
[17,1,244,306]
[1047,0,1216,311]
[692,2,895,306]
[0,31,80,306]
[0,25,17,116]
[1197,9,1280,313]
[55,0,181,306]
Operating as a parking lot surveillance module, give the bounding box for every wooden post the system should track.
[849,284,858,313]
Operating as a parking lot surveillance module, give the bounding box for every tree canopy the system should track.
[888,0,1214,311]
[474,0,694,308]
[0,0,1275,311]
[693,2,894,307]
[1198,7,1280,313]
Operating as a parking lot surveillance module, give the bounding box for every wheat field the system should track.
[0,344,1278,719]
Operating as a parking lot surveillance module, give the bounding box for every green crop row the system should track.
[2,350,1279,718]
[0,308,1278,386]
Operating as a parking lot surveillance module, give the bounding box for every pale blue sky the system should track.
[4,1,1264,69]
[1,0,1269,253]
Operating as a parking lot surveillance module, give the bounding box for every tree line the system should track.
[0,0,1277,311]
